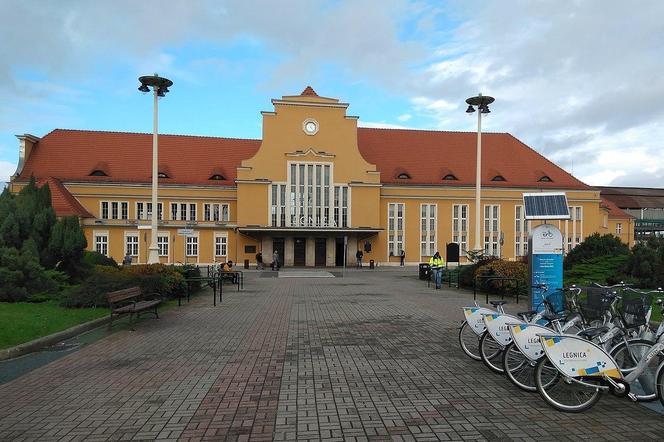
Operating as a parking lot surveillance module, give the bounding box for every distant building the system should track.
[8,87,632,266]
[599,187,664,240]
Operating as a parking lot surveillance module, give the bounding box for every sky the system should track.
[1,0,663,188]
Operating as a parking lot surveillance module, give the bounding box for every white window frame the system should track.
[564,206,583,252]
[452,204,469,256]
[616,223,623,235]
[157,235,169,258]
[100,201,109,219]
[185,234,199,260]
[213,232,228,258]
[483,204,500,257]
[420,203,437,257]
[94,230,109,257]
[136,201,163,221]
[204,203,231,222]
[124,232,139,258]
[514,205,530,258]
[285,161,342,227]
[170,202,196,221]
[387,202,405,258]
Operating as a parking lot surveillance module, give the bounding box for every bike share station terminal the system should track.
[525,192,570,312]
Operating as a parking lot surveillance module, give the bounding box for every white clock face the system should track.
[303,119,318,135]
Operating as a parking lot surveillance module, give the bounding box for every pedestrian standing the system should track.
[399,249,405,266]
[429,251,445,289]
[272,250,280,270]
[356,249,363,268]
[256,252,263,270]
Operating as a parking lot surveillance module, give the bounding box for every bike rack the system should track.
[474,275,522,304]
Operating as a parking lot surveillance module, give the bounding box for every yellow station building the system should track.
[8,87,634,267]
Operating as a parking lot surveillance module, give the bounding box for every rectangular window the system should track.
[420,204,436,256]
[157,235,169,257]
[111,202,119,219]
[564,206,583,252]
[452,204,469,255]
[170,202,195,221]
[121,202,128,220]
[101,201,109,219]
[95,233,108,256]
[214,234,227,257]
[286,162,339,227]
[616,223,623,235]
[204,203,230,222]
[388,202,405,256]
[179,203,187,221]
[484,204,500,257]
[515,205,530,257]
[189,203,196,221]
[138,202,162,220]
[186,236,198,257]
[125,234,139,256]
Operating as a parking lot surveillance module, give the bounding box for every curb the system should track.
[0,315,112,362]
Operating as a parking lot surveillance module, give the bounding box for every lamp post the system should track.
[465,93,494,254]
[138,74,173,264]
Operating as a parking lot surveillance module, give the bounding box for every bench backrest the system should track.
[107,287,141,304]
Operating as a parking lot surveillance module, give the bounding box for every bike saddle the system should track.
[518,310,538,318]
[489,300,508,307]
[577,326,610,339]
[542,312,566,322]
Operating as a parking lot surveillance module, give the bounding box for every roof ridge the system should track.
[357,127,509,135]
[48,128,261,142]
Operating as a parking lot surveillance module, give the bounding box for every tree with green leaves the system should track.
[563,233,629,270]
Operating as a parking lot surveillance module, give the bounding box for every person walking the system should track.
[429,251,445,289]
[256,252,263,270]
[356,249,363,268]
[399,249,405,266]
[272,249,280,271]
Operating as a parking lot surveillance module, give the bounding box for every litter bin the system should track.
[418,263,430,280]
[244,259,249,269]
[369,259,374,269]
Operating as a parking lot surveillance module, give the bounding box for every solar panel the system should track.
[523,192,570,220]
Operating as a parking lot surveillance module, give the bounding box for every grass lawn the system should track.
[0,302,109,350]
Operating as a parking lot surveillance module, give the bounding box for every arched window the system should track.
[491,175,506,181]
[442,174,458,181]
[158,172,169,178]
[538,175,553,182]
[397,173,411,179]
[89,170,108,177]
[209,174,226,181]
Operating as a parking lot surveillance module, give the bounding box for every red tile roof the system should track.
[356,128,590,189]
[600,197,634,219]
[38,177,93,218]
[599,186,664,209]
[300,86,319,97]
[17,128,590,190]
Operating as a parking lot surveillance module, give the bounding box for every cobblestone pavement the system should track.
[1,268,664,441]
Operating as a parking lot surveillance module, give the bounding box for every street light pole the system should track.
[465,93,494,255]
[138,74,173,264]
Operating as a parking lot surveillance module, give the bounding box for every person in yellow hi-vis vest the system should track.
[429,251,445,289]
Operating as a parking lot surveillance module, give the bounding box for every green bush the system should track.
[173,264,202,292]
[123,264,187,299]
[563,233,629,269]
[625,237,664,288]
[564,255,631,287]
[476,260,528,296]
[59,266,138,308]
[82,251,118,269]
[0,246,58,302]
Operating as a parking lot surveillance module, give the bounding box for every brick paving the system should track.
[1,269,664,441]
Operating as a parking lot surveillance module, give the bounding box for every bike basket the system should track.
[620,292,653,328]
[578,287,613,321]
[544,290,569,315]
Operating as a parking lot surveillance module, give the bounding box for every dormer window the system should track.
[538,175,553,182]
[442,174,458,181]
[209,174,226,181]
[158,172,169,178]
[397,173,411,179]
[491,175,506,181]
[89,170,107,177]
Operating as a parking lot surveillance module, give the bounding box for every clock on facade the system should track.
[302,118,319,135]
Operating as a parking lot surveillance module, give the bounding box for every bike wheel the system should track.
[480,331,505,374]
[502,342,537,392]
[610,339,659,402]
[534,357,602,412]
[657,363,664,409]
[458,322,481,360]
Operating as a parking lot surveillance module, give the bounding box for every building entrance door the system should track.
[294,237,306,266]
[335,237,345,266]
[272,237,285,268]
[315,238,326,267]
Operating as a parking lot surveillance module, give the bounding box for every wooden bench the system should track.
[106,287,162,330]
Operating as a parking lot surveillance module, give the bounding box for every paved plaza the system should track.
[1,269,663,441]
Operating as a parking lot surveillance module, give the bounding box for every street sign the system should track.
[177,228,194,236]
[137,225,151,230]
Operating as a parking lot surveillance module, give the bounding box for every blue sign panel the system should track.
[529,224,564,312]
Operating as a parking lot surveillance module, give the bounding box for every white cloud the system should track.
[397,114,412,122]
[0,161,17,186]
[358,121,412,130]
